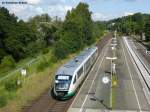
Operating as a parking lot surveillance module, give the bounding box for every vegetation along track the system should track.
[22,33,112,112]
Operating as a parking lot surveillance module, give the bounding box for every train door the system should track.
[77,67,84,83]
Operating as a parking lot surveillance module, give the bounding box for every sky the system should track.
[0,0,150,21]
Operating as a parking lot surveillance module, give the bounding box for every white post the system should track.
[146,49,148,54]
[21,69,27,84]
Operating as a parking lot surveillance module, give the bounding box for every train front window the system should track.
[55,75,72,90]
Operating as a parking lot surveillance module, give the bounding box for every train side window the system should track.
[73,75,76,84]
[85,59,91,71]
[77,67,83,78]
[91,53,95,63]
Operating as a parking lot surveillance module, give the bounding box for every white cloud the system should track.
[9,5,27,13]
[92,12,114,21]
[2,0,72,21]
[92,13,103,21]
[92,12,131,21]
[47,0,66,5]
[1,0,139,21]
[36,7,43,14]
[124,12,134,16]
[47,5,72,20]
[25,0,41,4]
[64,6,72,11]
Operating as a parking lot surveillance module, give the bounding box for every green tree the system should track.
[93,21,105,39]
[39,23,57,45]
[53,40,69,59]
[28,14,51,24]
[0,7,47,61]
[144,20,150,41]
[107,13,149,36]
[132,13,144,34]
[62,20,83,52]
[0,55,15,68]
[54,2,94,58]
[68,2,94,45]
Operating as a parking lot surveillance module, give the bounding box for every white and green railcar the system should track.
[53,46,98,99]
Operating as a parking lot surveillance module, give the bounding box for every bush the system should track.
[4,77,21,92]
[36,57,49,72]
[50,55,58,63]
[42,48,49,54]
[25,40,46,57]
[0,55,16,70]
[0,92,7,108]
[53,40,69,59]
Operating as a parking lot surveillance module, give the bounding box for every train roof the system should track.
[56,46,97,76]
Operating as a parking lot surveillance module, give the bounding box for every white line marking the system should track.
[68,40,111,112]
[79,42,110,112]
[122,38,142,112]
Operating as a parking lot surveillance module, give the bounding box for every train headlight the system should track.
[55,80,59,83]
[63,83,69,89]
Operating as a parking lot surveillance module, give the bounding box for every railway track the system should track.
[134,38,150,52]
[47,100,72,112]
[22,87,75,112]
[133,38,150,63]
[22,33,112,112]
[124,37,150,91]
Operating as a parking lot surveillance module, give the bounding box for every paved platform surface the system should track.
[67,37,150,112]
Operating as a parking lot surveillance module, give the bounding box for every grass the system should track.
[0,49,76,112]
[0,50,52,84]
[0,57,35,78]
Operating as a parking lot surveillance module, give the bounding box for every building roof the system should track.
[56,46,97,76]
